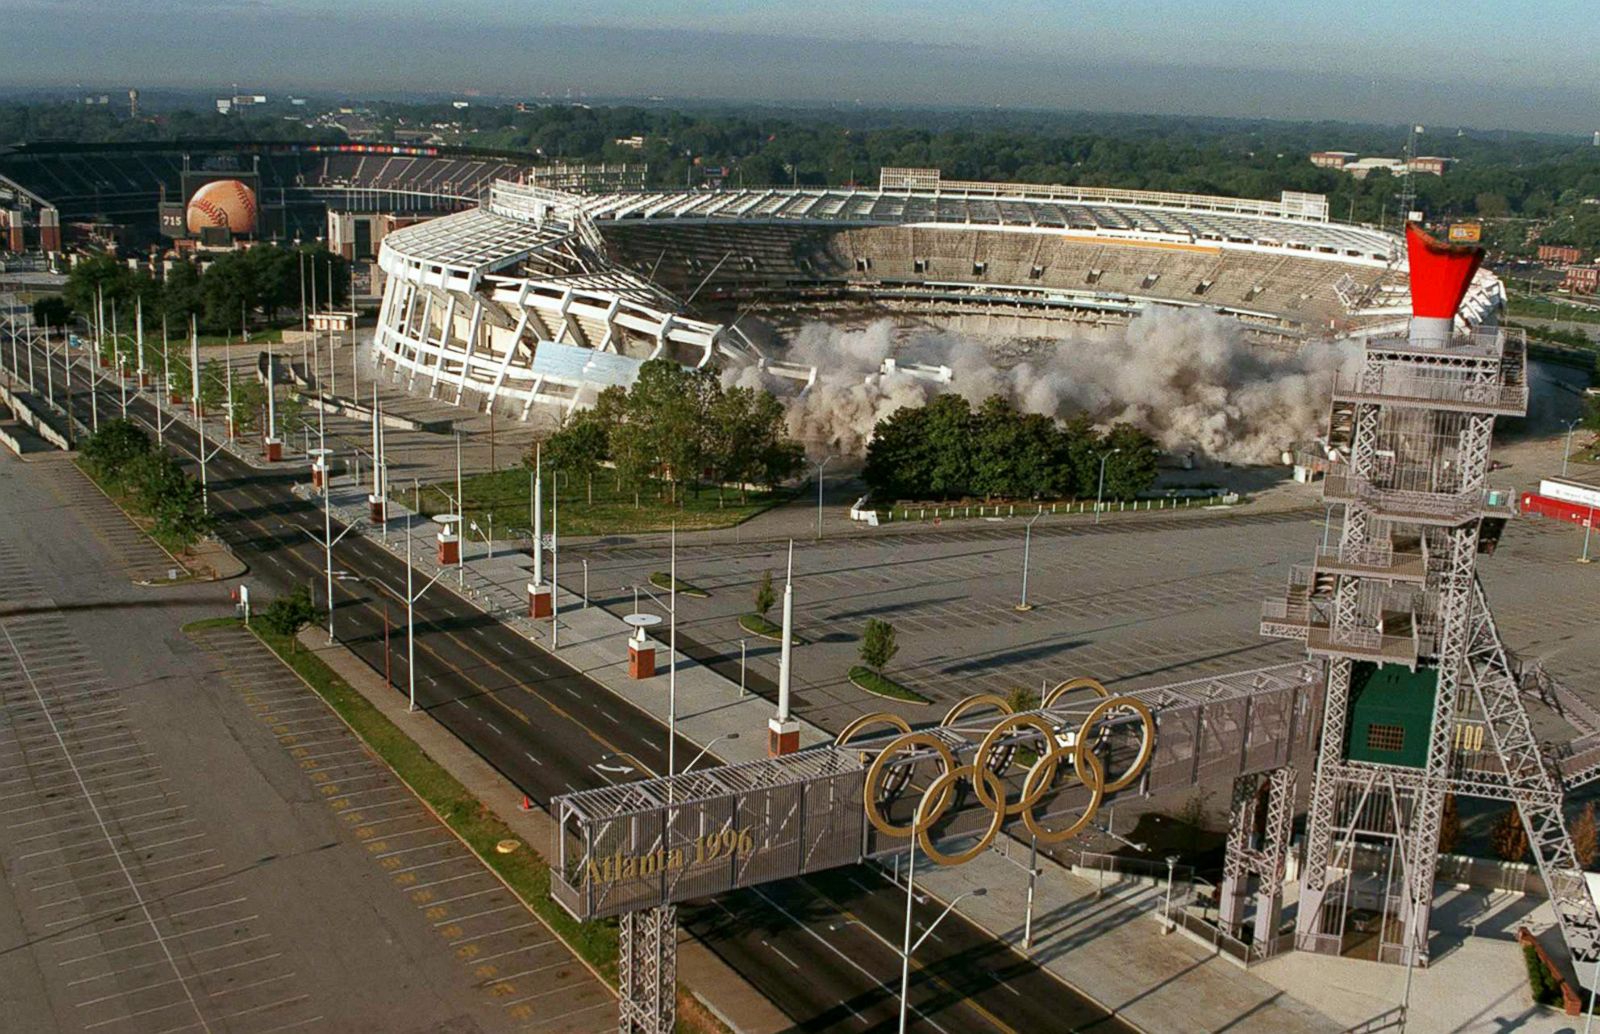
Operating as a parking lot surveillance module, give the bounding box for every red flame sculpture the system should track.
[1406,222,1484,343]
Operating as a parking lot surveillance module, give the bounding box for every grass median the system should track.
[848,665,932,705]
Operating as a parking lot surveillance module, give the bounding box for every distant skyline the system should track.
[3,1,1597,134]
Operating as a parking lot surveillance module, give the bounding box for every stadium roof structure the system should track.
[579,186,1397,265]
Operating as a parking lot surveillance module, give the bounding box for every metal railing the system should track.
[1323,474,1518,522]
[1313,545,1427,580]
[1334,368,1528,413]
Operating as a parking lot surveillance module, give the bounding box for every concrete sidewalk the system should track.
[298,473,1351,1034]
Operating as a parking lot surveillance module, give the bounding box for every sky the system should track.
[4,0,1597,133]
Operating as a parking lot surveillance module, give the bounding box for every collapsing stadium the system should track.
[369,167,1506,461]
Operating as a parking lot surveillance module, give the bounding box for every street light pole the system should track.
[455,431,464,587]
[815,456,832,540]
[404,516,448,713]
[1565,418,1583,477]
[1095,448,1122,524]
[1016,511,1042,611]
[668,521,677,776]
[897,836,987,1034]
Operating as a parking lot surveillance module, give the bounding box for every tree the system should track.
[1438,794,1462,855]
[80,420,152,486]
[1006,685,1038,714]
[1490,806,1529,863]
[1099,423,1160,501]
[63,254,131,321]
[627,358,700,504]
[921,395,974,499]
[859,618,898,673]
[543,412,609,504]
[969,395,1022,500]
[862,404,930,500]
[260,584,319,643]
[31,295,70,327]
[754,570,775,618]
[1573,802,1599,869]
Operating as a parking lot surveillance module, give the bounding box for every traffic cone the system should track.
[519,795,532,811]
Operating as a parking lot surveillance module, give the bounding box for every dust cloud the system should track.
[732,309,1355,464]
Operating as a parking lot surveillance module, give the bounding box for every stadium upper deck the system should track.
[369,174,1506,420]
[581,183,1394,265]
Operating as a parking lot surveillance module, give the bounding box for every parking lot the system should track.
[189,622,615,1033]
[0,544,323,1034]
[571,501,1600,734]
[0,451,613,1033]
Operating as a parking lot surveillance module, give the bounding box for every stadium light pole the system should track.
[1095,448,1122,524]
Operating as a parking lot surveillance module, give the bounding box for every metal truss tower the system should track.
[1261,224,1600,975]
[618,904,676,1034]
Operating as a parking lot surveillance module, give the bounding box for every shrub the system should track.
[260,585,319,641]
[1572,802,1599,869]
[754,570,775,618]
[1523,943,1561,1005]
[859,618,898,672]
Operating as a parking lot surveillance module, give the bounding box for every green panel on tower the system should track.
[1343,662,1438,769]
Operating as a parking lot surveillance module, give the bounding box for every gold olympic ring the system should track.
[939,693,1014,727]
[835,712,912,750]
[862,681,1157,864]
[917,764,1007,866]
[1079,695,1154,793]
[971,713,1066,816]
[864,732,958,839]
[1043,676,1110,709]
[1022,745,1105,843]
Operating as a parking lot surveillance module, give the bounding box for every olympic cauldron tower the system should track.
[1258,225,1600,974]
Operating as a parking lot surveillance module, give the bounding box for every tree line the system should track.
[51,245,348,337]
[541,359,803,506]
[9,97,1598,245]
[863,395,1159,503]
[79,421,210,547]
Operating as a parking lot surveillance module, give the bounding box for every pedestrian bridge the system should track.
[551,663,1322,921]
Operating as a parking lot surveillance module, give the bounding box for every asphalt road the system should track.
[15,343,1134,1034]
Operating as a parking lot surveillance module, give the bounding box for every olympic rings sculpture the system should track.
[837,678,1155,867]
